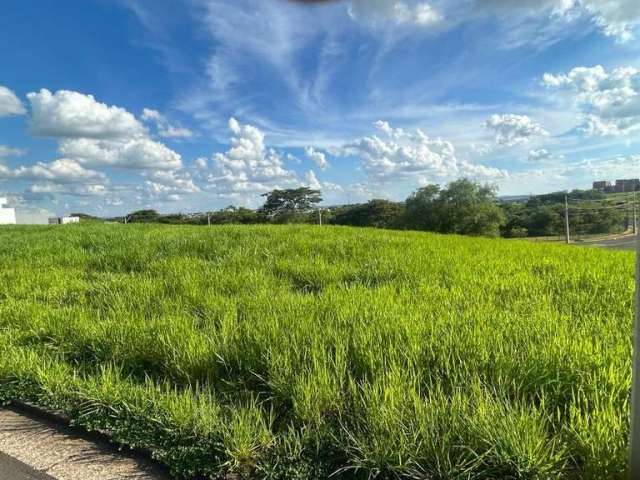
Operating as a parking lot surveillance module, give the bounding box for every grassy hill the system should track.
[0,224,634,479]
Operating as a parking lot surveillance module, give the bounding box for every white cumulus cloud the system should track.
[527,149,552,162]
[485,114,549,146]
[344,120,507,182]
[0,158,105,184]
[305,170,322,190]
[575,0,640,42]
[144,170,200,194]
[141,108,194,138]
[58,137,182,170]
[28,89,145,139]
[543,65,640,136]
[526,148,565,163]
[0,145,26,158]
[6,88,196,206]
[160,125,194,138]
[194,157,208,169]
[23,89,184,177]
[140,108,164,123]
[304,170,343,192]
[204,118,299,195]
[304,146,329,170]
[0,86,26,117]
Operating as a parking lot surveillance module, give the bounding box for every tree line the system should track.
[108,179,631,238]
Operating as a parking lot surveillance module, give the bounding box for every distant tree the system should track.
[525,205,563,236]
[532,189,605,205]
[158,213,190,224]
[205,206,265,225]
[260,187,322,222]
[126,209,161,223]
[331,200,405,229]
[499,203,531,237]
[501,189,628,237]
[404,185,440,231]
[405,179,505,236]
[70,212,99,221]
[571,206,626,235]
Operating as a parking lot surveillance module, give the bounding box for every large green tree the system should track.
[405,179,505,236]
[260,187,322,221]
[331,200,405,229]
[125,209,161,223]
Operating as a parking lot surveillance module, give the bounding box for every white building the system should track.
[49,216,80,225]
[0,197,16,225]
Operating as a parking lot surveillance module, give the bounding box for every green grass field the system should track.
[0,224,634,479]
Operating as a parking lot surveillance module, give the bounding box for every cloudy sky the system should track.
[1,0,640,215]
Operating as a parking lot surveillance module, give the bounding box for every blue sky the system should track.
[1,0,639,216]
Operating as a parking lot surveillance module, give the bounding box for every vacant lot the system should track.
[0,224,634,479]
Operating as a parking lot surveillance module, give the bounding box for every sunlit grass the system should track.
[0,224,633,479]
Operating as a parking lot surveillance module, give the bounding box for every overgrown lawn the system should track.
[0,224,633,479]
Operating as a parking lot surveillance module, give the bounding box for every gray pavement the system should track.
[0,408,168,480]
[0,452,55,480]
[579,234,637,251]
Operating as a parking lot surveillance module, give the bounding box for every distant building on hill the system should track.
[614,179,640,193]
[592,180,612,192]
[593,179,640,193]
[49,216,81,225]
[0,197,16,225]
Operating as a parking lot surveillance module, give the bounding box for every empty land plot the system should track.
[0,224,634,479]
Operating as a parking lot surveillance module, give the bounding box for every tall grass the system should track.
[0,224,634,479]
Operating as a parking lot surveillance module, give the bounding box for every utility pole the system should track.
[634,191,637,235]
[630,232,640,477]
[318,209,323,226]
[564,194,570,244]
[207,213,211,227]
[124,215,128,225]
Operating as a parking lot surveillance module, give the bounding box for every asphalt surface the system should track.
[0,452,55,480]
[0,407,168,480]
[580,235,638,251]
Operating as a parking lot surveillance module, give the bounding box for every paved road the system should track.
[0,452,55,480]
[581,235,637,251]
[0,407,168,480]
